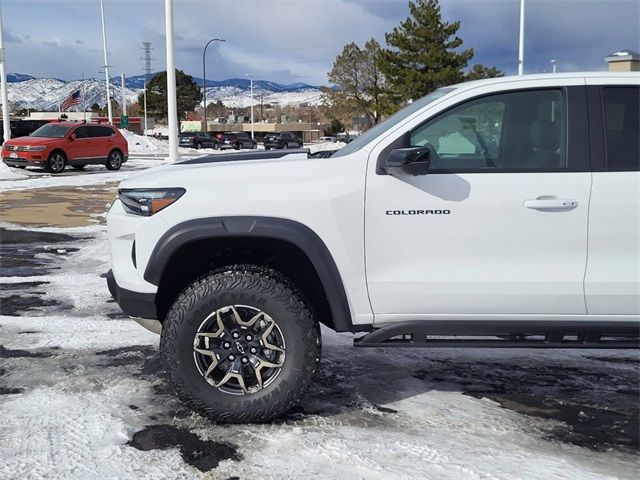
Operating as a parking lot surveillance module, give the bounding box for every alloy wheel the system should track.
[108,151,122,169]
[193,305,286,395]
[49,153,65,173]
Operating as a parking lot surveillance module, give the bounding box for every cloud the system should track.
[4,29,22,43]
[1,0,638,82]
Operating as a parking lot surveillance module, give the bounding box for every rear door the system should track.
[98,126,117,159]
[584,80,640,315]
[365,82,593,320]
[67,126,93,161]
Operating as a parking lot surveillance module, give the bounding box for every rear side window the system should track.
[602,87,639,171]
[411,89,566,172]
[95,126,116,137]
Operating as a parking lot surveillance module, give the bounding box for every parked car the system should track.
[264,132,303,150]
[220,131,257,150]
[2,122,128,173]
[318,136,338,143]
[178,131,219,150]
[107,72,639,423]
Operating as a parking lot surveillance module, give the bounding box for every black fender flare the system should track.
[143,216,354,332]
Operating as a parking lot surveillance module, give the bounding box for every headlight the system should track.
[23,146,47,151]
[118,188,185,216]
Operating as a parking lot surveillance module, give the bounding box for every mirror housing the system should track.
[382,146,434,176]
[69,133,77,141]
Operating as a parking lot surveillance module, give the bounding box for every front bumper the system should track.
[2,155,46,167]
[106,269,158,320]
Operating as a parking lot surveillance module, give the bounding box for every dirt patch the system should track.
[129,425,240,472]
[0,185,117,227]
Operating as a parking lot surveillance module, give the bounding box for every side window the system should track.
[411,89,566,171]
[603,87,639,171]
[87,126,103,138]
[74,126,90,138]
[95,126,115,137]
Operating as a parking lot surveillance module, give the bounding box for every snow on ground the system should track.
[0,152,638,480]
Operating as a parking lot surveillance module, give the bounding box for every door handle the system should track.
[523,195,578,212]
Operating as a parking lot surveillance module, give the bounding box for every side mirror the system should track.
[383,146,434,176]
[69,133,77,141]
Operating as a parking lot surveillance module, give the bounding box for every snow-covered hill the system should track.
[6,77,139,111]
[5,73,324,110]
[203,85,323,108]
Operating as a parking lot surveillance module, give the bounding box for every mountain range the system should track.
[5,73,324,110]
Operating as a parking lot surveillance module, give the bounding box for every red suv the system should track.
[2,122,129,173]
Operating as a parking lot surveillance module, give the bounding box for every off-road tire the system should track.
[160,265,321,423]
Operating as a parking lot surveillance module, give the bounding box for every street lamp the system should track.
[245,73,254,139]
[202,38,225,132]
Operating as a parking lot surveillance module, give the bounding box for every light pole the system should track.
[202,37,225,132]
[165,0,178,162]
[0,0,11,143]
[100,0,113,124]
[246,73,254,139]
[551,59,557,73]
[518,0,525,75]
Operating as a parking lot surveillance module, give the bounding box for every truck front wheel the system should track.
[160,265,321,423]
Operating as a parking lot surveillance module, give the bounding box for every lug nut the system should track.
[228,355,235,361]
[250,347,258,354]
[241,357,249,364]
[223,342,231,349]
[232,332,240,339]
[246,334,253,341]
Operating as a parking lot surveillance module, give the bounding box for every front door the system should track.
[365,87,592,320]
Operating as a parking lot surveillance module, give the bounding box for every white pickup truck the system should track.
[107,72,639,422]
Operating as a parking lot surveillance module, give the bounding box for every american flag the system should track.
[61,90,81,111]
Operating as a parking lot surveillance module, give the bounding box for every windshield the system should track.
[331,87,456,158]
[30,124,72,138]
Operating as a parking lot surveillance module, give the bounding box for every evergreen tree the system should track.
[138,70,201,120]
[465,64,503,81]
[377,0,474,103]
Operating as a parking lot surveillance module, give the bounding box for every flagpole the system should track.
[82,72,86,121]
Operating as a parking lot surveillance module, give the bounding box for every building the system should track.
[605,50,640,72]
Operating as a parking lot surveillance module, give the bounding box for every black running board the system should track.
[353,321,640,349]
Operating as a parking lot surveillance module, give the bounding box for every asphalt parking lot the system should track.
[0,159,638,479]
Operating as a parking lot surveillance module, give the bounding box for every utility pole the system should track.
[141,42,153,135]
[165,0,178,161]
[0,1,11,143]
[100,0,113,123]
[202,37,225,132]
[246,73,254,139]
[518,0,525,75]
[121,73,126,117]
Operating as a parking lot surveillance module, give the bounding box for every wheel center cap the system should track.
[234,340,246,355]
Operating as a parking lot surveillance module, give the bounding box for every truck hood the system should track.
[119,150,317,189]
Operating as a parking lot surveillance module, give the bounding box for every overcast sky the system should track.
[2,0,639,85]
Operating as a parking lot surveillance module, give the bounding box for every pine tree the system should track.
[465,64,503,81]
[138,70,201,121]
[377,0,474,103]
